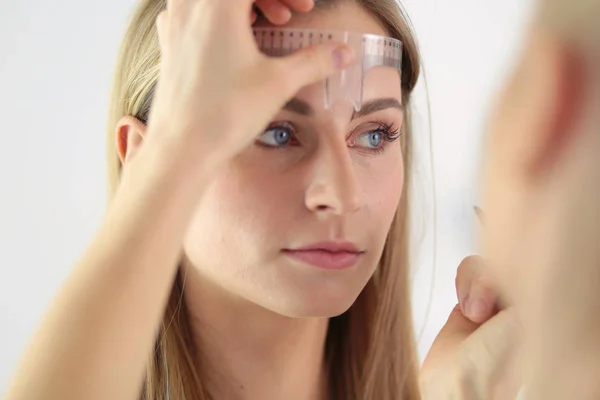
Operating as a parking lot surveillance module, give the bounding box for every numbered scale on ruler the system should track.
[252,28,403,70]
[252,28,404,110]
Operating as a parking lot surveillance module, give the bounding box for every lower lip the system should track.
[283,250,361,270]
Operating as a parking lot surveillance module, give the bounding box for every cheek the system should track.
[183,158,295,268]
[360,150,405,230]
[183,147,405,273]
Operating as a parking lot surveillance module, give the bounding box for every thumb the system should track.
[423,304,480,368]
[422,306,522,400]
[459,308,522,398]
[276,43,355,97]
[462,308,519,370]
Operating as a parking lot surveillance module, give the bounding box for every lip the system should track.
[283,242,364,270]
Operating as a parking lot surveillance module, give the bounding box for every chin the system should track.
[269,301,355,319]
[248,258,376,318]
[258,282,363,318]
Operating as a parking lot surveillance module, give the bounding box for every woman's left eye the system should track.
[352,123,401,152]
[355,131,385,149]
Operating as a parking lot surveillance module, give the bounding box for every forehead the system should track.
[254,1,389,37]
[255,1,402,115]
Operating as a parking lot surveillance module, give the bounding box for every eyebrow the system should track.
[282,97,404,119]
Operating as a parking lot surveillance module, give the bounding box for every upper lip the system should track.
[285,241,363,253]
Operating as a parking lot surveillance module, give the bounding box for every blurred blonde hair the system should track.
[105,0,423,398]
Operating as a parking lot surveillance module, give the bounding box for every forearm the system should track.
[4,138,211,400]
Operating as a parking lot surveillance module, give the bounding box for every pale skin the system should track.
[426,2,600,398]
[421,15,600,400]
[3,1,508,400]
[478,8,600,399]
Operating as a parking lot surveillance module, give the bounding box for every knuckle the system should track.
[451,303,463,315]
[463,254,485,269]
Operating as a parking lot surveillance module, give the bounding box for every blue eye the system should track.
[367,132,383,148]
[356,131,384,149]
[257,124,295,147]
[350,122,402,155]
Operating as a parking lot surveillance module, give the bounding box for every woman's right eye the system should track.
[256,123,297,147]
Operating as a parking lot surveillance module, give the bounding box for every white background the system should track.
[0,0,535,393]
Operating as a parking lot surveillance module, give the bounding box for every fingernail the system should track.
[332,46,354,69]
[467,298,488,319]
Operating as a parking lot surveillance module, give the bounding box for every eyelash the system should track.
[360,122,402,155]
[257,121,402,155]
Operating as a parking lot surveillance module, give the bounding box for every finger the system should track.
[424,304,479,367]
[455,255,484,315]
[254,0,292,25]
[467,270,500,324]
[274,43,355,98]
[459,308,522,397]
[280,0,314,12]
[420,304,479,380]
[439,304,480,339]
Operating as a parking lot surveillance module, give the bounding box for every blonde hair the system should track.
[105,0,423,398]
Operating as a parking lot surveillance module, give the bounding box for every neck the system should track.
[182,267,331,400]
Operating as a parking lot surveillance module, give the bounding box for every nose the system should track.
[304,140,365,216]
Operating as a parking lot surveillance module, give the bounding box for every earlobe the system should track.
[115,116,147,166]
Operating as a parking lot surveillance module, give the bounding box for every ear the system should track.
[526,34,587,179]
[115,116,147,166]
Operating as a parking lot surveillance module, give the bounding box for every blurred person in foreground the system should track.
[479,0,600,398]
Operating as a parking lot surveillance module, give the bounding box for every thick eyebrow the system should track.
[283,97,313,116]
[282,97,404,118]
[352,98,404,119]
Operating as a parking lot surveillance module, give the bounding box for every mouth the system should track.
[282,242,364,270]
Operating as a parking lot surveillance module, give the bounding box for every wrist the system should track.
[137,128,221,188]
[114,134,216,222]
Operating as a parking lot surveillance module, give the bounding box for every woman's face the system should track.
[183,1,405,317]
